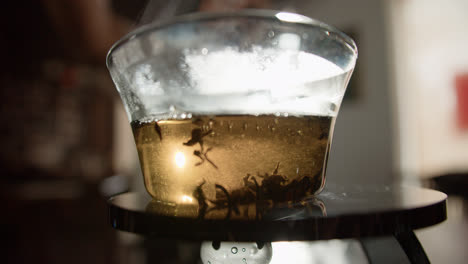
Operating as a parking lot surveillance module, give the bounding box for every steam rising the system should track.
[184,45,344,95]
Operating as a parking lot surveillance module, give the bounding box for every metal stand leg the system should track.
[359,230,430,264]
[394,230,430,264]
[359,236,410,264]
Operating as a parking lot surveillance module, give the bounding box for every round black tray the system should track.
[108,182,446,242]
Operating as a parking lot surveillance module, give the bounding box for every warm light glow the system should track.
[175,152,186,168]
[181,195,193,203]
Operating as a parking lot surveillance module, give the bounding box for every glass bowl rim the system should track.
[106,9,358,68]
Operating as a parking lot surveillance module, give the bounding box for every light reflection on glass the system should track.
[275,12,313,24]
[175,151,186,168]
[180,195,193,203]
[278,33,301,50]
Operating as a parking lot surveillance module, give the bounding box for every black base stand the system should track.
[361,230,430,264]
[395,230,430,264]
[108,183,446,263]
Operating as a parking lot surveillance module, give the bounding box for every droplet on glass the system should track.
[202,48,208,55]
[231,247,238,254]
[257,242,265,249]
[212,241,220,250]
[268,31,275,38]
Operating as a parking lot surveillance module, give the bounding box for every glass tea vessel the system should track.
[107,10,357,219]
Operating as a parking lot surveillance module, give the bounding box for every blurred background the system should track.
[1,0,467,263]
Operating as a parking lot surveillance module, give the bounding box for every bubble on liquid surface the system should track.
[231,247,238,254]
[242,248,246,252]
[268,31,275,38]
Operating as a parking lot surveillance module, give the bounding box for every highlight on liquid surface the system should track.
[132,115,334,219]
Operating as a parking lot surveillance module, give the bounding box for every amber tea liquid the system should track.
[132,115,334,219]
